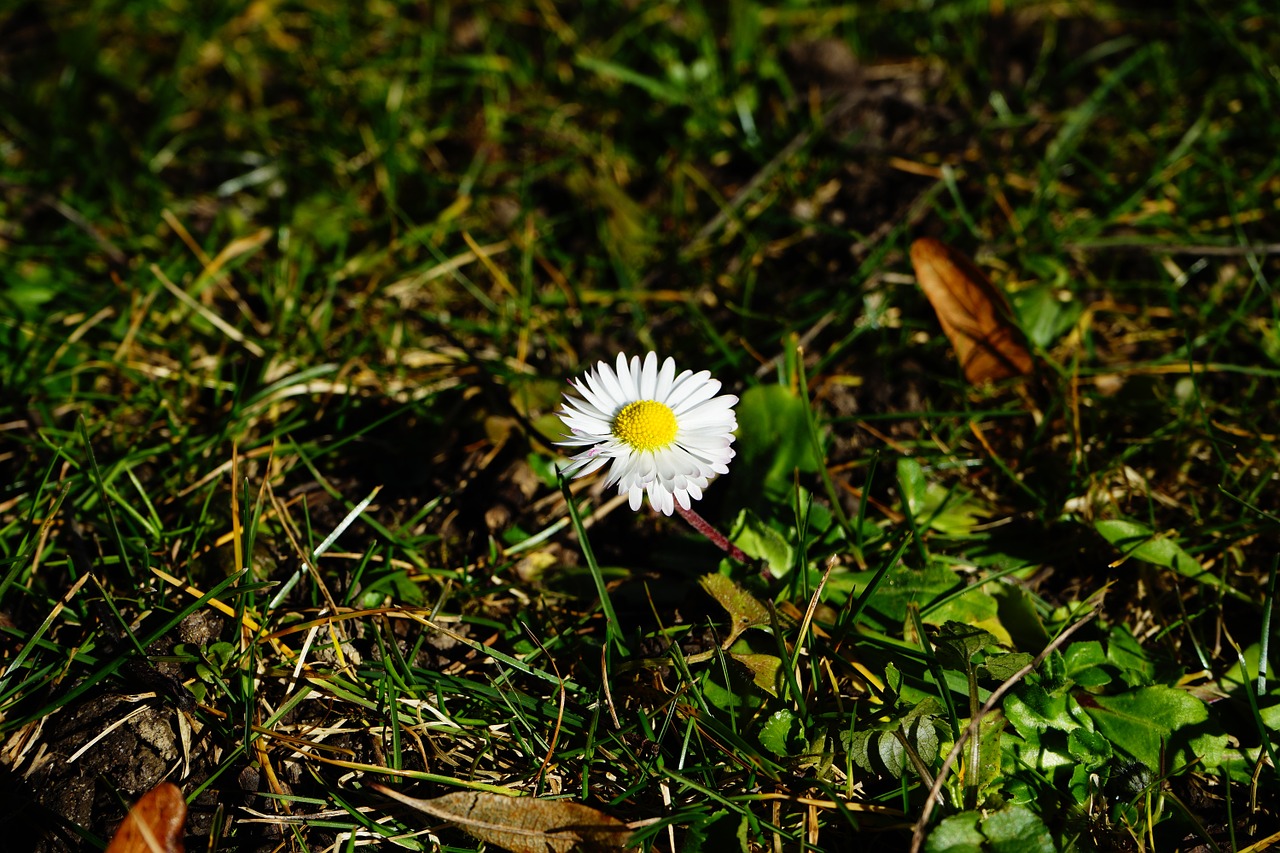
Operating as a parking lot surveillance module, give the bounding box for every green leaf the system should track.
[920,482,986,537]
[1082,685,1209,770]
[734,385,821,499]
[975,709,1004,797]
[932,621,997,672]
[758,708,804,756]
[897,457,928,516]
[1094,519,1248,601]
[1105,625,1155,687]
[981,804,1055,853]
[981,652,1035,682]
[885,662,904,698]
[680,809,749,853]
[1012,282,1081,349]
[927,586,1005,644]
[844,698,942,779]
[700,668,763,712]
[1005,681,1086,737]
[851,561,961,622]
[1067,726,1113,768]
[925,805,1054,853]
[925,812,985,853]
[727,509,794,576]
[1063,641,1112,688]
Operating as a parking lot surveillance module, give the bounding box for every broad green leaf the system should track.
[924,812,984,853]
[885,662,903,698]
[1105,625,1154,687]
[1067,727,1112,768]
[851,561,960,622]
[981,804,1055,853]
[932,621,997,672]
[975,709,1004,797]
[1012,282,1081,349]
[989,583,1051,650]
[758,708,803,756]
[920,482,985,537]
[981,652,1035,682]
[1221,642,1279,692]
[734,384,820,499]
[897,457,928,516]
[927,587,1008,645]
[1094,519,1248,601]
[845,698,942,779]
[727,509,793,577]
[1005,682,1087,737]
[1064,641,1112,689]
[924,805,1054,853]
[1081,685,1209,771]
[700,669,764,712]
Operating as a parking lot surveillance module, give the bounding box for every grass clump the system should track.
[2,1,1279,851]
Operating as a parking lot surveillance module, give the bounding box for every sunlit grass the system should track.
[2,0,1279,851]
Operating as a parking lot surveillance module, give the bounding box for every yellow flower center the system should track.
[612,400,678,451]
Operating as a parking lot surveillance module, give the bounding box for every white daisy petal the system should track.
[615,352,638,399]
[671,378,723,415]
[664,370,713,411]
[597,359,627,406]
[655,357,677,400]
[556,352,738,514]
[640,351,659,400]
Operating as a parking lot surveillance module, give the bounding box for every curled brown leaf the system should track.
[104,782,186,853]
[909,237,1034,385]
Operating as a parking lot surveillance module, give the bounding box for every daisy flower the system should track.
[557,352,738,515]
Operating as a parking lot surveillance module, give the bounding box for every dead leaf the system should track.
[374,787,632,853]
[729,652,784,696]
[104,782,186,853]
[909,238,1034,385]
[699,573,771,647]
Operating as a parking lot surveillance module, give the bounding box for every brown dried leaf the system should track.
[909,237,1034,385]
[374,787,632,853]
[104,782,186,853]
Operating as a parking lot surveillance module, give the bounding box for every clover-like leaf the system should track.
[758,708,804,757]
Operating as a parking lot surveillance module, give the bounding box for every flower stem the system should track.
[675,504,751,564]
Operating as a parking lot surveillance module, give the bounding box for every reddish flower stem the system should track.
[675,504,751,564]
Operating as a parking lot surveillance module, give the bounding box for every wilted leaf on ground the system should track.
[373,787,632,853]
[910,238,1034,385]
[105,782,187,853]
[729,652,784,696]
[700,572,772,644]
